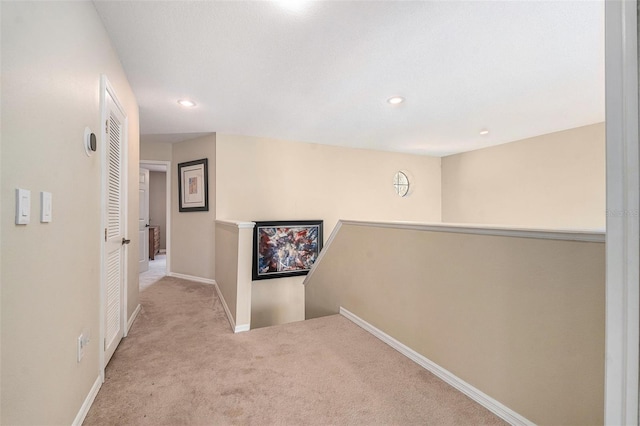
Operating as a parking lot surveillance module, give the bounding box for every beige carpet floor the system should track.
[83,276,507,425]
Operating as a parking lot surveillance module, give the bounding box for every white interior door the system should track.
[103,88,127,367]
[139,168,149,272]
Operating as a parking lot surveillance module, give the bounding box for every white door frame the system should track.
[604,1,639,424]
[99,75,129,380]
[139,160,172,275]
[139,167,150,273]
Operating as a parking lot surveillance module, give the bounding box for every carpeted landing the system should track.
[83,276,506,425]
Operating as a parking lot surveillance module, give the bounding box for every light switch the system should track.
[15,188,31,225]
[41,191,52,223]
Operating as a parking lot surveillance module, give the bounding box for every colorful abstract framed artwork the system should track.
[178,158,209,212]
[252,220,323,281]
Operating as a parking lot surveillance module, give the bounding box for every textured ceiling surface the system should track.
[95,1,604,156]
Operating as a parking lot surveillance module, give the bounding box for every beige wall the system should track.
[149,171,167,249]
[216,134,442,328]
[140,140,172,162]
[235,226,254,328]
[306,222,605,425]
[251,277,305,329]
[215,224,239,321]
[442,123,606,229]
[1,2,139,424]
[216,134,442,231]
[171,134,216,279]
[214,222,253,329]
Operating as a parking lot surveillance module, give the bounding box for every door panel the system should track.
[139,169,149,272]
[105,249,121,350]
[103,89,126,367]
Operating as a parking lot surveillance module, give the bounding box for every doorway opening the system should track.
[139,160,171,291]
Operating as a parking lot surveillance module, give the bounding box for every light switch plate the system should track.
[15,188,30,225]
[41,191,52,223]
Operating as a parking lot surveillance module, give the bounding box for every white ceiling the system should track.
[94,0,604,157]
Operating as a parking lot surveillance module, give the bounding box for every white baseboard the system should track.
[167,272,216,285]
[126,303,141,336]
[169,274,250,333]
[72,375,101,426]
[234,323,250,333]
[339,307,535,426]
[212,282,250,333]
[212,281,236,331]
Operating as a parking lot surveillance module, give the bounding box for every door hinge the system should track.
[104,228,107,242]
[105,119,108,134]
[104,338,106,350]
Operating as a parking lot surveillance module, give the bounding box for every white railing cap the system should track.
[215,219,256,229]
[341,220,605,243]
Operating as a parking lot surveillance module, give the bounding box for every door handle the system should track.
[145,224,150,228]
[122,237,131,245]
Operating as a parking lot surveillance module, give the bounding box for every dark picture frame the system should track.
[252,220,323,281]
[178,158,209,212]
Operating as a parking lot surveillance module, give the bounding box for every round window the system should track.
[393,171,409,197]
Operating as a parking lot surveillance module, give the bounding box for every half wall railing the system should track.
[304,220,605,426]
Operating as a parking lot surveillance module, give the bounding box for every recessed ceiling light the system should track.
[387,96,405,105]
[177,99,196,108]
[278,0,309,13]
[479,129,490,135]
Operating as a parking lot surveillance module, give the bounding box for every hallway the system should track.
[139,253,166,291]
